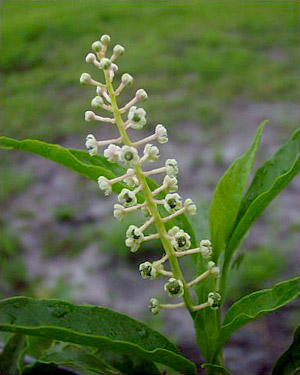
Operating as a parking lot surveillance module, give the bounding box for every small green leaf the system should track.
[201,363,230,375]
[225,129,300,261]
[25,343,123,375]
[0,333,25,375]
[209,121,267,260]
[216,278,300,354]
[0,297,196,375]
[272,325,300,375]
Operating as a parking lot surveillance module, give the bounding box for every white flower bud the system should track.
[149,298,160,315]
[155,124,168,144]
[113,204,126,221]
[163,175,178,192]
[122,73,133,86]
[92,41,102,52]
[123,168,139,187]
[125,225,144,252]
[207,261,220,278]
[128,106,147,129]
[118,188,137,208]
[200,239,212,259]
[164,278,184,297]
[100,34,111,45]
[164,193,182,213]
[80,73,92,85]
[86,53,97,64]
[165,159,178,177]
[104,144,121,163]
[143,144,159,162]
[85,134,98,156]
[207,292,221,310]
[99,58,111,70]
[168,226,180,237]
[113,44,125,57]
[171,229,191,251]
[136,89,148,102]
[98,176,112,196]
[120,146,139,166]
[85,111,96,122]
[184,198,197,215]
[91,96,104,109]
[139,261,159,280]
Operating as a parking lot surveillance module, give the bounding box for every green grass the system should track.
[1,0,298,141]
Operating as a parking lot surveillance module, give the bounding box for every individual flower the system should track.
[143,144,160,162]
[128,106,147,129]
[123,168,139,187]
[164,278,184,297]
[113,204,126,221]
[121,73,133,86]
[171,229,191,251]
[149,298,160,315]
[80,73,92,85]
[139,261,159,280]
[207,261,220,278]
[184,198,197,215]
[125,225,144,252]
[118,188,137,208]
[155,124,168,144]
[104,144,121,163]
[200,239,212,259]
[165,159,178,177]
[98,176,112,196]
[85,134,98,156]
[99,57,111,70]
[135,89,148,102]
[91,96,104,109]
[100,34,111,45]
[207,292,221,310]
[92,41,102,52]
[85,111,96,122]
[164,193,182,213]
[112,44,125,58]
[85,53,97,64]
[120,146,139,166]
[163,175,178,192]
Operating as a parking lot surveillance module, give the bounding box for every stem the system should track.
[104,71,195,317]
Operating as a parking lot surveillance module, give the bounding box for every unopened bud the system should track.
[136,89,148,102]
[99,58,111,70]
[100,34,111,45]
[86,53,96,64]
[113,44,125,57]
[92,41,102,52]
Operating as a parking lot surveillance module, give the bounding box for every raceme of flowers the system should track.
[81,34,221,315]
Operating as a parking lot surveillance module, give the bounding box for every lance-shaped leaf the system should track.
[209,121,267,261]
[0,297,196,375]
[272,325,300,375]
[0,136,197,248]
[225,129,300,261]
[215,278,300,354]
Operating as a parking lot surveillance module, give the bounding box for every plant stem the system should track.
[104,71,195,317]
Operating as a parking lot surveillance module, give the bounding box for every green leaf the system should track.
[272,325,300,375]
[0,333,25,375]
[201,363,230,375]
[225,129,300,260]
[0,297,196,375]
[216,278,300,354]
[0,136,197,248]
[209,121,267,260]
[25,343,123,375]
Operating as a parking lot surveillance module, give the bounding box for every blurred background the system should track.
[1,1,299,374]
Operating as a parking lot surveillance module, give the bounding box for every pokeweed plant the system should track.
[0,34,299,375]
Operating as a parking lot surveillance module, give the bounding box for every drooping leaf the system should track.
[209,121,267,260]
[0,297,196,375]
[24,343,123,375]
[0,333,25,375]
[272,325,300,375]
[0,136,197,248]
[225,129,300,261]
[216,278,300,354]
[201,363,231,375]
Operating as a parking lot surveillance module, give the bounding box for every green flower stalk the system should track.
[81,34,221,316]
